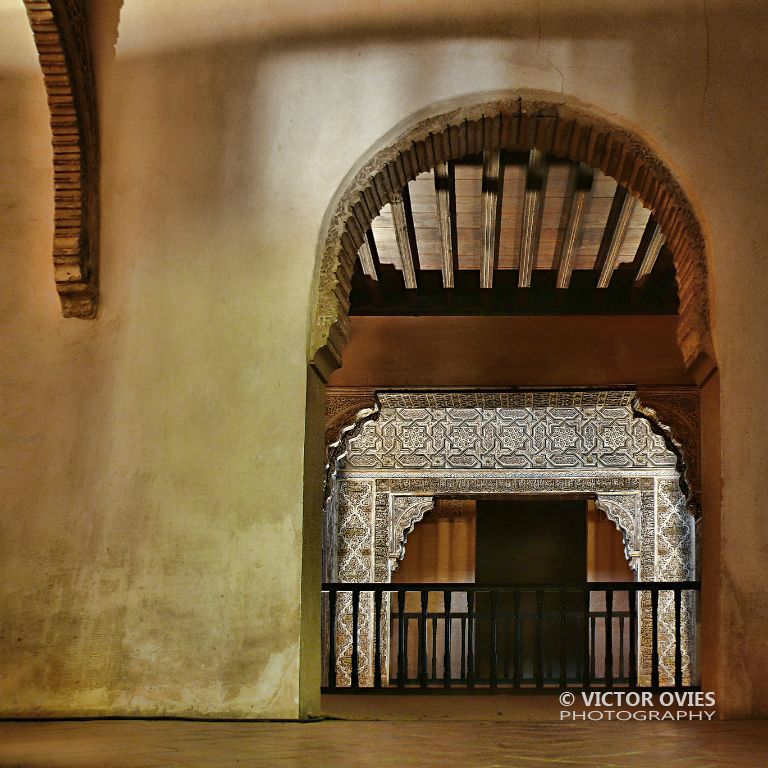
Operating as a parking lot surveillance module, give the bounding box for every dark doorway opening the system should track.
[474,498,587,684]
[475,498,587,583]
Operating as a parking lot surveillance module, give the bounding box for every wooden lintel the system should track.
[391,193,418,289]
[556,163,593,289]
[519,149,547,288]
[635,221,666,285]
[434,161,455,288]
[597,187,636,288]
[481,150,503,289]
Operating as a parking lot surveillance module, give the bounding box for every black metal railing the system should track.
[321,581,700,694]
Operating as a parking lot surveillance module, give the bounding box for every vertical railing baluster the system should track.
[559,589,567,688]
[443,590,452,688]
[546,622,552,683]
[328,588,337,690]
[651,588,660,689]
[674,587,683,689]
[403,615,410,683]
[467,591,475,689]
[443,589,452,688]
[419,590,429,688]
[605,589,614,689]
[490,590,499,689]
[513,590,521,688]
[629,587,637,688]
[619,615,625,682]
[583,587,591,690]
[431,617,438,682]
[503,615,511,682]
[397,589,406,688]
[374,589,383,689]
[351,588,360,689]
[535,590,544,689]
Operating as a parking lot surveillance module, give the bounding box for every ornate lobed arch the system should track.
[23,0,99,318]
[388,492,639,578]
[324,391,697,687]
[310,94,715,384]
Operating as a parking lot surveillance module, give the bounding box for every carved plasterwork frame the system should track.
[325,391,696,688]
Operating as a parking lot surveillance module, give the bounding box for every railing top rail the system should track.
[322,581,701,592]
[397,609,633,617]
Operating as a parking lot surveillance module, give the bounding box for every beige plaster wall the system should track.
[1,0,319,718]
[1,0,767,718]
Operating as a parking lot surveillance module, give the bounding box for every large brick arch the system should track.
[311,94,715,383]
[23,0,99,318]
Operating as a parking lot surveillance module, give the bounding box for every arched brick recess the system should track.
[24,0,99,318]
[311,96,715,383]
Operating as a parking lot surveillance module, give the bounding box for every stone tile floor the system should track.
[0,719,767,767]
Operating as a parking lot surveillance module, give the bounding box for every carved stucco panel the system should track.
[337,480,375,583]
[389,496,435,572]
[593,492,641,573]
[655,479,696,685]
[343,400,676,473]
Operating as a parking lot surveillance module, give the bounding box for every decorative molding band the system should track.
[24,0,99,318]
[377,390,635,409]
[311,95,715,383]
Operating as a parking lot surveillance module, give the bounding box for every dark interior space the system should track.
[475,498,587,584]
[474,498,587,684]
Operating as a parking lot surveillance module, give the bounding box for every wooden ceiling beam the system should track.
[358,234,378,281]
[556,163,594,289]
[481,150,503,289]
[391,192,418,289]
[519,149,548,288]
[597,186,636,288]
[635,220,666,285]
[361,230,384,306]
[434,161,456,288]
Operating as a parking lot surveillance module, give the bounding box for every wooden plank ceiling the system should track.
[353,151,676,315]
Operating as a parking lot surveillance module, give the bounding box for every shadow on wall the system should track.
[108,0,755,210]
[88,2,765,372]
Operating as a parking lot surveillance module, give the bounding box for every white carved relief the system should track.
[656,479,694,581]
[389,496,435,572]
[343,398,675,473]
[337,480,375,582]
[594,492,641,573]
[655,478,696,685]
